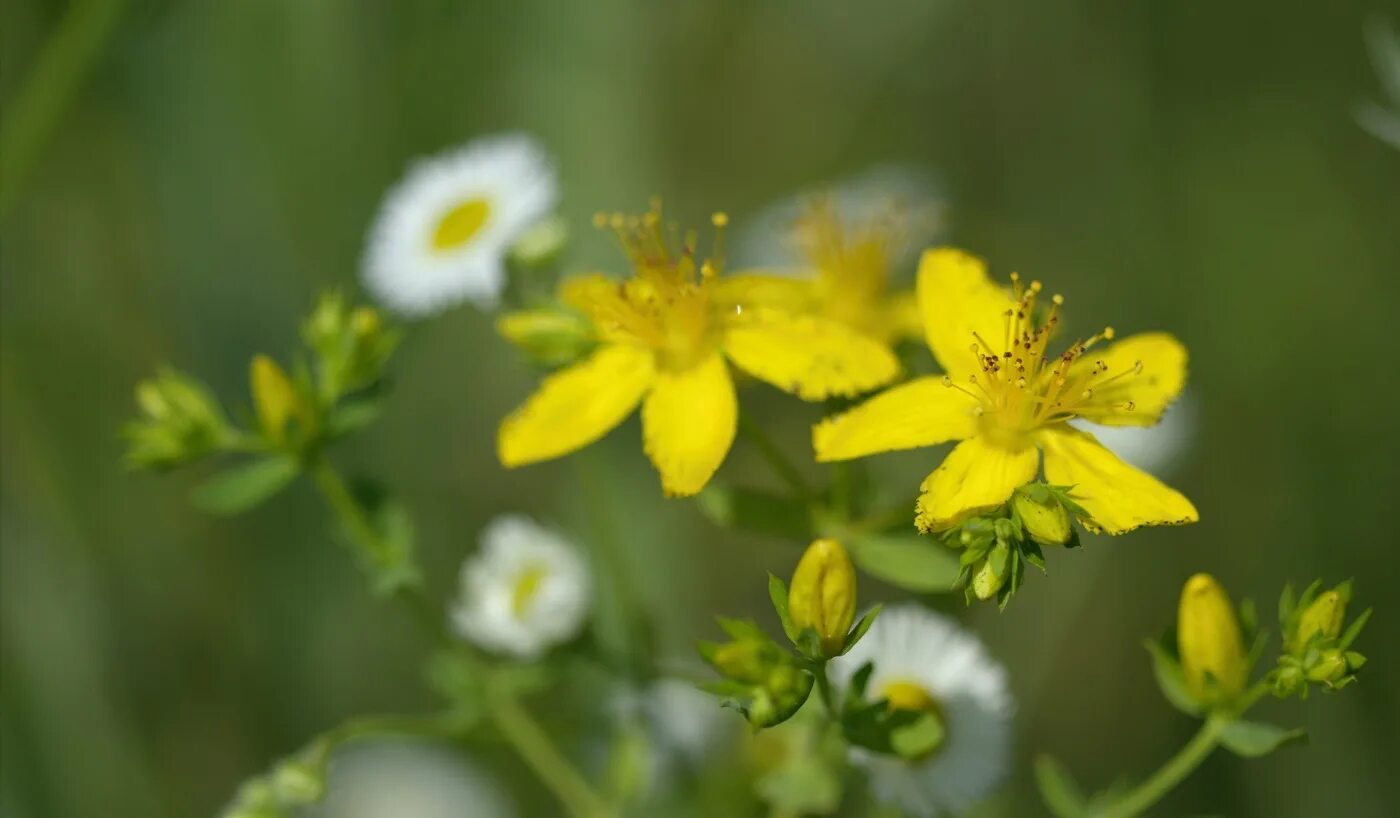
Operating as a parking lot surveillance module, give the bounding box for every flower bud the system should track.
[1177,573,1247,705]
[508,215,569,269]
[972,542,1011,600]
[1013,492,1072,545]
[788,538,857,656]
[497,307,594,368]
[125,370,229,468]
[1292,590,1346,652]
[1306,648,1349,684]
[711,639,769,682]
[250,355,300,444]
[350,306,382,342]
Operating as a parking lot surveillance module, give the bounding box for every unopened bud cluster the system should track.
[943,482,1084,609]
[1272,579,1370,699]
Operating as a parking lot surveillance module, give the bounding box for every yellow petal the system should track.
[709,272,815,312]
[916,248,1014,379]
[641,353,737,496]
[499,344,655,467]
[1040,425,1198,534]
[722,309,899,401]
[557,272,621,313]
[882,289,924,342]
[813,376,978,462]
[915,437,1039,532]
[1070,333,1188,426]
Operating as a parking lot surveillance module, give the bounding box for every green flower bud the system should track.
[712,639,769,682]
[508,215,569,269]
[1013,492,1072,545]
[270,760,324,805]
[1292,589,1346,653]
[497,307,595,368]
[788,538,857,657]
[1306,649,1349,684]
[1177,573,1247,705]
[250,355,302,444]
[972,542,1011,601]
[125,369,229,469]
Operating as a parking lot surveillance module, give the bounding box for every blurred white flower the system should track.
[639,677,732,764]
[450,515,590,660]
[733,164,945,272]
[1357,17,1400,149]
[829,604,1013,818]
[362,135,557,316]
[303,740,513,818]
[1071,391,1197,477]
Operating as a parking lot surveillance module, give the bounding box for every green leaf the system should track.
[1143,638,1202,716]
[696,484,813,539]
[1034,755,1087,818]
[890,711,945,759]
[1339,607,1372,649]
[769,574,799,643]
[848,534,960,593]
[190,455,300,515]
[841,605,882,655]
[1218,719,1306,757]
[326,398,382,438]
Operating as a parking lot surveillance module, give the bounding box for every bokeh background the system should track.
[3,1,1398,816]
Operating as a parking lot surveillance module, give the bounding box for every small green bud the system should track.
[712,640,769,682]
[1013,491,1072,545]
[270,760,324,805]
[249,355,302,444]
[1306,649,1349,684]
[788,538,857,657]
[508,215,569,269]
[350,306,382,342]
[1291,590,1346,653]
[1177,573,1247,705]
[972,542,1011,600]
[125,369,229,468]
[496,307,594,368]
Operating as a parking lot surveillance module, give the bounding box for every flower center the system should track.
[943,274,1141,445]
[881,679,941,714]
[431,197,492,251]
[510,563,549,619]
[592,204,730,370]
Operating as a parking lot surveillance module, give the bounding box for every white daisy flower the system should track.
[1071,390,1197,478]
[362,135,557,316]
[450,515,590,660]
[1358,17,1400,149]
[304,739,514,818]
[829,604,1014,818]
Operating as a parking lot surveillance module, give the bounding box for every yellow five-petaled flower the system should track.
[498,205,900,496]
[814,248,1198,534]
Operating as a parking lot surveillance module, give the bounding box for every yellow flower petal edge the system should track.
[813,376,979,462]
[641,353,737,497]
[915,437,1039,532]
[917,248,1014,379]
[722,308,899,401]
[1040,425,1198,534]
[499,344,654,467]
[1068,332,1187,427]
[708,272,815,313]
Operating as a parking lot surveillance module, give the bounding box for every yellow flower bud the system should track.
[1292,590,1346,652]
[788,538,857,656]
[1177,573,1247,705]
[1306,648,1348,684]
[1013,492,1073,545]
[712,640,767,682]
[250,355,300,443]
[350,306,382,340]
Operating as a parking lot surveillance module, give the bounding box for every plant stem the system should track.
[1101,717,1225,818]
[738,411,812,499]
[813,660,839,718]
[490,683,615,818]
[306,457,608,817]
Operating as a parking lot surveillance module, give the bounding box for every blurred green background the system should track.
[3,1,1398,816]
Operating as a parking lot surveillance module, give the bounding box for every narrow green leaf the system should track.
[841,604,882,655]
[1339,607,1372,650]
[848,534,960,593]
[1034,755,1087,818]
[1218,719,1306,757]
[769,573,799,643]
[190,455,300,515]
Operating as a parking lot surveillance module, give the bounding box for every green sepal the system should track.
[889,710,945,759]
[1339,607,1371,650]
[768,573,800,643]
[190,455,300,515]
[1218,719,1306,757]
[840,605,882,655]
[1034,754,1088,818]
[1143,636,1203,716]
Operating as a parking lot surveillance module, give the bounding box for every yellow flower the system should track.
[498,205,900,497]
[724,197,923,346]
[813,248,1198,534]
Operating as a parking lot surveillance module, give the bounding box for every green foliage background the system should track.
[2,1,1397,816]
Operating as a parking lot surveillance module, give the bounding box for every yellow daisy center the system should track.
[881,678,942,714]
[944,275,1140,449]
[510,563,549,619]
[431,197,492,251]
[590,204,730,371]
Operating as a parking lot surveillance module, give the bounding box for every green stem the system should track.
[0,0,129,217]
[813,660,839,718]
[738,411,812,499]
[490,683,615,818]
[1101,717,1226,818]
